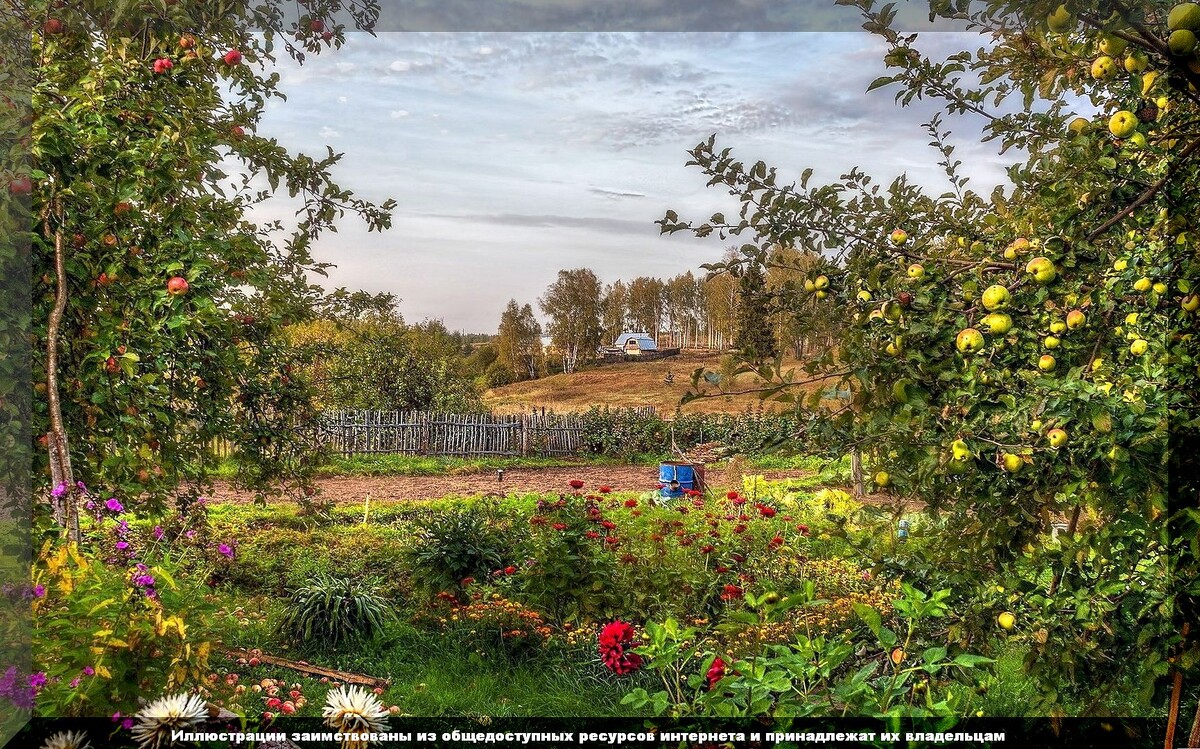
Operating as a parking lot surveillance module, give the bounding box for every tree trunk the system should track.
[44,199,81,542]
[851,447,864,498]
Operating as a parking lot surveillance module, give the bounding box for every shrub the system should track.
[407,508,511,593]
[277,573,389,648]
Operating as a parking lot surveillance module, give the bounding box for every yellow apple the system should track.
[1153,282,1167,294]
[1030,419,1043,432]
[1049,320,1066,334]
[907,263,925,280]
[813,275,830,290]
[1038,354,1057,371]
[1169,29,1198,56]
[890,228,908,245]
[951,438,971,461]
[1047,428,1068,448]
[1124,51,1149,73]
[1002,453,1023,473]
[1182,294,1200,312]
[981,284,1010,310]
[1130,338,1148,355]
[982,313,1013,335]
[956,328,985,353]
[804,279,816,292]
[1108,110,1139,138]
[1026,257,1057,284]
[857,289,873,302]
[1091,56,1119,81]
[998,611,1016,630]
[885,338,903,356]
[1100,34,1127,56]
[874,471,890,487]
[815,290,828,299]
[1044,335,1060,349]
[1114,258,1128,271]
[1126,312,1139,325]
[1170,2,1200,31]
[1066,309,1086,329]
[1133,277,1152,292]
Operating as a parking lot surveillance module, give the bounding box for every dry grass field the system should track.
[482,351,818,415]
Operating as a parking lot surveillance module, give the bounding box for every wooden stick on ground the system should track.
[224,648,390,689]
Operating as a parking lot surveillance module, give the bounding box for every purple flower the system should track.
[218,543,234,559]
[115,541,129,550]
[105,498,124,513]
[69,678,80,688]
[28,672,46,691]
[76,480,87,491]
[51,483,67,498]
[122,719,134,730]
[134,574,155,587]
[83,666,94,676]
[32,584,45,598]
[185,530,196,540]
[152,526,164,540]
[84,500,95,510]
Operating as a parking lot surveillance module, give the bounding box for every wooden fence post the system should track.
[851,447,864,498]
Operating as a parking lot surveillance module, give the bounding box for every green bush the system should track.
[278,573,390,648]
[407,508,512,593]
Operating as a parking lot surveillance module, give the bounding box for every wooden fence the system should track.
[314,409,593,458]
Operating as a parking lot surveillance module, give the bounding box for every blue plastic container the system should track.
[659,461,698,498]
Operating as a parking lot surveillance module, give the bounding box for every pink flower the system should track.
[152,526,164,540]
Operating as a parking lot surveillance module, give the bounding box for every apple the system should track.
[897,291,913,307]
[981,284,1010,310]
[891,379,912,403]
[1113,258,1128,271]
[1047,4,1073,32]
[813,275,829,290]
[1038,354,1057,372]
[153,58,174,74]
[1099,34,1127,56]
[1030,419,1043,432]
[1044,335,1060,349]
[857,289,872,302]
[907,263,925,280]
[956,328,985,353]
[114,201,132,215]
[1049,320,1066,334]
[946,456,971,475]
[951,439,972,460]
[179,34,196,49]
[868,309,884,323]
[1108,110,1138,138]
[1153,281,1167,294]
[1170,29,1198,56]
[997,611,1016,630]
[1091,56,1119,81]
[804,279,815,292]
[874,471,890,487]
[982,313,1013,335]
[167,276,189,295]
[223,49,243,65]
[1066,309,1086,329]
[1026,256,1057,284]
[310,19,326,32]
[1133,277,1152,293]
[1182,294,1200,312]
[1172,2,1200,30]
[104,356,120,374]
[815,290,828,300]
[1067,117,1089,135]
[885,337,903,356]
[231,125,246,140]
[8,176,32,195]
[1124,52,1149,74]
[42,18,64,35]
[1001,453,1023,473]
[890,228,908,245]
[1127,132,1148,149]
[883,301,903,322]
[1130,338,1148,356]
[1047,428,1068,448]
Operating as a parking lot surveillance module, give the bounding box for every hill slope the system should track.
[483,352,815,415]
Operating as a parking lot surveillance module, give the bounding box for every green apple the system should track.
[1030,419,1043,433]
[1066,309,1086,329]
[892,379,912,403]
[1044,335,1060,349]
[1047,4,1073,32]
[951,438,971,461]
[956,328,985,353]
[1047,428,1068,448]
[1170,29,1198,56]
[946,456,971,474]
[1001,453,1023,473]
[1026,257,1057,284]
[982,313,1013,335]
[857,289,873,302]
[1091,56,1119,81]
[1170,2,1200,31]
[907,263,925,280]
[890,228,908,245]
[885,337,904,356]
[1124,51,1149,74]
[1182,294,1200,312]
[883,301,903,322]
[1127,131,1148,149]
[981,284,1010,310]
[1038,354,1057,371]
[1130,338,1148,356]
[1108,110,1139,138]
[1067,117,1090,135]
[1133,277,1152,292]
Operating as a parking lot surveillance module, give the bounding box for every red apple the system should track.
[223,49,243,65]
[310,19,325,32]
[167,276,189,295]
[114,201,132,215]
[8,176,32,195]
[104,357,120,374]
[42,18,64,35]
[230,125,245,140]
[179,34,196,50]
[153,58,174,74]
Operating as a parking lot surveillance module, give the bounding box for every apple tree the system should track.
[19,0,396,528]
[661,0,1199,718]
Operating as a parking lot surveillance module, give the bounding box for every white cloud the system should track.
[389,60,412,72]
[390,109,410,118]
[336,62,355,72]
[338,96,347,103]
[318,126,341,138]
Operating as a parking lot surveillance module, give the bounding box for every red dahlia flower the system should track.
[598,621,643,675]
[726,491,739,500]
[624,499,638,508]
[598,485,613,493]
[757,505,777,518]
[720,584,744,601]
[569,479,585,490]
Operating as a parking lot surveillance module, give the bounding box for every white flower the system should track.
[131,692,208,749]
[322,685,389,749]
[41,732,92,749]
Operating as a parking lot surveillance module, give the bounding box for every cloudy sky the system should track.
[249,31,1014,332]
